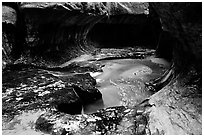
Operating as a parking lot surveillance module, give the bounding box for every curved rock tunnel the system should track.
[33,8,163,61]
[2,2,202,135]
[87,14,161,49]
[3,2,165,64]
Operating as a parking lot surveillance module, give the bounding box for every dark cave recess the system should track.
[2,2,202,135]
[87,14,162,49]
[3,2,175,67]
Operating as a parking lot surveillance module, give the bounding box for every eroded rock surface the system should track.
[2,48,164,135]
[140,80,202,135]
[2,62,102,120]
[2,2,202,135]
[35,106,148,135]
[2,6,17,68]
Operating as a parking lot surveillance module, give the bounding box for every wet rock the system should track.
[92,106,127,134]
[35,106,139,135]
[35,110,100,135]
[2,69,83,119]
[2,2,156,67]
[139,3,202,135]
[48,88,82,115]
[151,2,201,75]
[6,2,150,66]
[3,59,103,74]
[2,66,103,120]
[2,60,105,135]
[142,81,202,135]
[62,73,102,104]
[2,2,201,135]
[2,109,46,135]
[47,61,103,73]
[94,48,155,60]
[20,2,149,15]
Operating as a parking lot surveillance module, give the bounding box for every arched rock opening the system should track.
[2,2,202,135]
[87,14,161,49]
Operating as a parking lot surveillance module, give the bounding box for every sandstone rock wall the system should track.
[2,2,151,66]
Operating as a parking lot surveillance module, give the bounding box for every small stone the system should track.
[136,109,144,115]
[124,109,131,113]
[16,97,23,101]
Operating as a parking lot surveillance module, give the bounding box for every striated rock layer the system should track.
[144,3,202,135]
[2,2,154,66]
[2,2,202,135]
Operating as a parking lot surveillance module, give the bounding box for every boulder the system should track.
[2,65,102,119]
[62,73,102,104]
[2,68,82,119]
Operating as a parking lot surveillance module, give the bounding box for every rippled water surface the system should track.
[84,58,169,113]
[2,55,169,134]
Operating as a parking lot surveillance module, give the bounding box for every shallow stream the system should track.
[2,53,170,135]
[84,58,170,113]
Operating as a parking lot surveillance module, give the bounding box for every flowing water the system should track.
[84,58,170,113]
[2,52,170,135]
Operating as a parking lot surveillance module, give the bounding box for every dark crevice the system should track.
[87,14,162,49]
[155,31,174,61]
[3,2,26,59]
[56,102,83,115]
[2,2,202,135]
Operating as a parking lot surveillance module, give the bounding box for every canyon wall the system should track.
[3,2,160,66]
